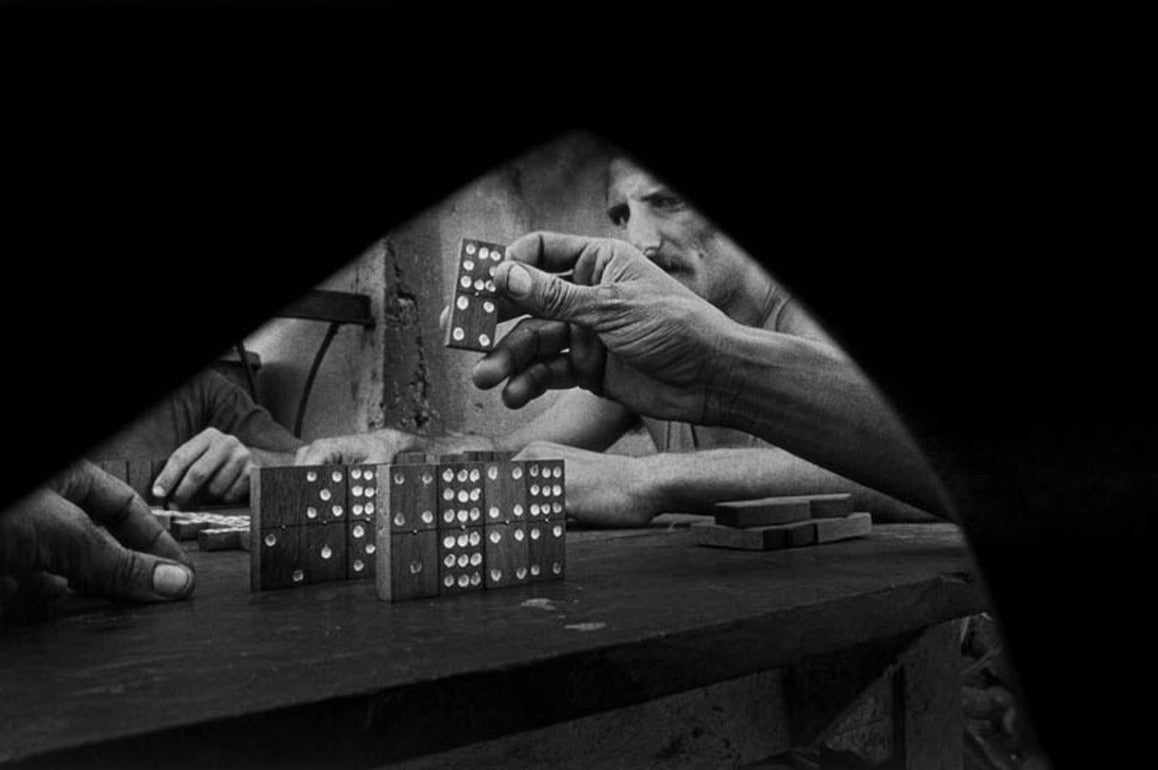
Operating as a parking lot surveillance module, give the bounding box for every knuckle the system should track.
[539,277,570,317]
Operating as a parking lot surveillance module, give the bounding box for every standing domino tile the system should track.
[435,459,486,593]
[375,462,440,601]
[527,460,566,522]
[484,522,529,589]
[346,465,380,580]
[250,465,348,591]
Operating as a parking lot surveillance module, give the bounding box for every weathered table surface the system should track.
[0,523,985,767]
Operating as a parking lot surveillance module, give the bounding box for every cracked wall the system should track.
[241,132,651,452]
[375,131,618,439]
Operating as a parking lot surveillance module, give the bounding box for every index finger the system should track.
[505,231,596,276]
[152,431,212,500]
[54,462,190,566]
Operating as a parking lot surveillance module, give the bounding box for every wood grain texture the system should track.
[806,493,855,518]
[711,497,812,528]
[255,524,303,590]
[455,237,503,297]
[527,459,565,521]
[484,522,529,589]
[690,522,795,550]
[346,519,375,580]
[438,527,484,594]
[444,291,498,352]
[0,525,984,767]
[304,522,347,584]
[540,520,566,581]
[376,528,439,602]
[393,669,791,770]
[196,528,243,551]
[483,459,526,525]
[815,512,873,544]
[436,461,486,529]
[384,462,437,532]
[252,465,348,527]
[346,464,380,522]
[899,620,964,769]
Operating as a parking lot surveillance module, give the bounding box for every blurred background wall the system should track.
[229,131,651,454]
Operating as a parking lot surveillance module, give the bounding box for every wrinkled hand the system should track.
[472,232,735,424]
[1,460,195,618]
[515,441,657,528]
[152,427,254,509]
[295,428,418,466]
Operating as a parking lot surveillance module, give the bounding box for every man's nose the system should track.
[625,205,663,258]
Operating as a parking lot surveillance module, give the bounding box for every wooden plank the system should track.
[393,669,791,769]
[898,620,964,770]
[0,525,984,767]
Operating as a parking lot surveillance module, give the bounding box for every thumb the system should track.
[45,509,196,602]
[81,536,196,602]
[493,261,602,326]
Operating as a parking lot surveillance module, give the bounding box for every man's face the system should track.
[605,158,741,306]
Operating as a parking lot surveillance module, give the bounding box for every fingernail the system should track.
[506,264,532,297]
[152,484,165,498]
[153,563,192,597]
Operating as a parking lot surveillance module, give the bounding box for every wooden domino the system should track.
[526,460,565,522]
[171,517,212,541]
[375,462,439,600]
[484,523,529,588]
[711,497,812,528]
[436,459,485,593]
[346,465,379,579]
[198,527,245,551]
[445,237,504,353]
[304,523,347,583]
[806,493,854,518]
[250,454,568,600]
[444,291,498,352]
[250,465,349,591]
[454,237,503,297]
[814,512,873,543]
[691,521,799,551]
[483,458,526,526]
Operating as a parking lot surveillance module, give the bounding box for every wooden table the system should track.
[0,523,986,768]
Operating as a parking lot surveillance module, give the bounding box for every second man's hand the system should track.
[295,428,418,467]
[152,427,254,509]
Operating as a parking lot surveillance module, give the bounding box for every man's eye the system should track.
[651,194,684,211]
[607,204,629,226]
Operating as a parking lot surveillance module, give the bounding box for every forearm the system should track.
[706,325,950,518]
[640,447,939,522]
[493,390,638,453]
